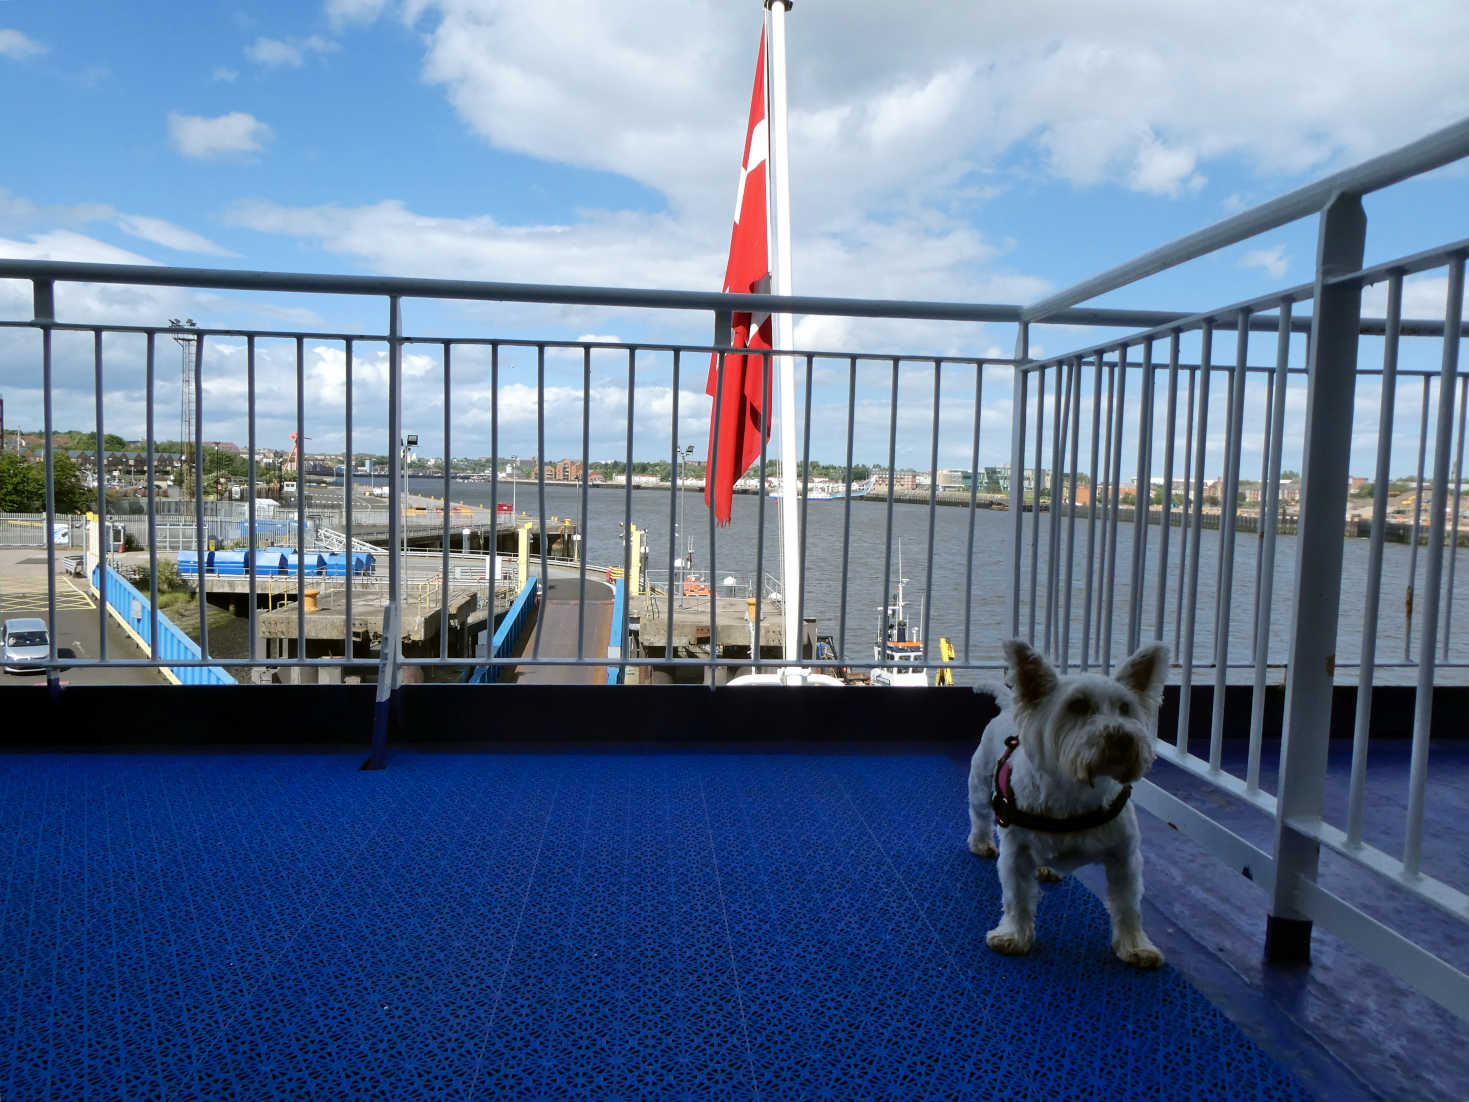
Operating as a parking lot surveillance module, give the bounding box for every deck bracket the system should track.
[363,600,402,770]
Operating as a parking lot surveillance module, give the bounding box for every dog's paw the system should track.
[967,833,998,858]
[986,926,1034,955]
[1114,940,1165,969]
[1035,866,1063,883]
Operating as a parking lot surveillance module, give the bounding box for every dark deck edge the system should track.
[2,682,1464,752]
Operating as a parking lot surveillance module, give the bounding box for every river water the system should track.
[408,476,1469,683]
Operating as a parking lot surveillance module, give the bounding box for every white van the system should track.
[2,617,50,673]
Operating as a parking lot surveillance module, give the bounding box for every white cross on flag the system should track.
[704,25,773,527]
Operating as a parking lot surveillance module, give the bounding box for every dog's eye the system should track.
[1118,700,1133,717]
[1067,697,1090,716]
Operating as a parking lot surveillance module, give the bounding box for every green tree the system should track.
[0,452,87,512]
[59,430,130,452]
[0,453,44,511]
[201,447,248,479]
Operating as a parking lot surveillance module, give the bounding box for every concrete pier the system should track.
[625,591,819,684]
[254,582,484,662]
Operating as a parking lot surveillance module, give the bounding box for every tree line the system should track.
[0,453,88,513]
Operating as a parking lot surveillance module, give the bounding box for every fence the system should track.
[0,513,83,549]
[1008,133,1469,1018]
[607,577,626,685]
[466,578,540,685]
[90,564,235,686]
[2,114,1468,1020]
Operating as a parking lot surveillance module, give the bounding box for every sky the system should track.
[1,0,1467,481]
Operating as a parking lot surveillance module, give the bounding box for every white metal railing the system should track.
[1010,143,1469,1021]
[3,114,1468,1022]
[317,527,385,554]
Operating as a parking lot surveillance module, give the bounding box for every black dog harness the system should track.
[991,735,1132,833]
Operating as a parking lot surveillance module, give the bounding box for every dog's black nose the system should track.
[1104,730,1132,752]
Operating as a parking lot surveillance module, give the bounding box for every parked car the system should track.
[2,617,50,673]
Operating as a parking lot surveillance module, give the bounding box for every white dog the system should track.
[968,638,1169,968]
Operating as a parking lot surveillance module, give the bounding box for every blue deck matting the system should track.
[1,750,1313,1100]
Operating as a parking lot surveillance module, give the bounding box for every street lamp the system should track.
[401,433,417,582]
[675,444,695,593]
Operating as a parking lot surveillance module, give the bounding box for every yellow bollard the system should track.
[518,521,533,586]
[629,525,643,596]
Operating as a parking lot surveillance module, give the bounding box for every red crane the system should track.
[284,431,310,471]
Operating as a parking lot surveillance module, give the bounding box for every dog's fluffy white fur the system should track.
[967,639,1169,968]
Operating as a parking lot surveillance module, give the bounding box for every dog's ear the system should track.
[1115,642,1169,709]
[1002,639,1057,711]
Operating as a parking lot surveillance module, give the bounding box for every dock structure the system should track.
[625,591,820,683]
[253,581,485,666]
[334,492,582,558]
[333,514,580,557]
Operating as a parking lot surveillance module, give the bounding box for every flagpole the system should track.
[764,0,800,664]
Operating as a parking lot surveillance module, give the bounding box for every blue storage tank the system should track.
[176,550,214,575]
[213,550,251,576]
[324,551,376,576]
[280,549,326,575]
[253,550,289,575]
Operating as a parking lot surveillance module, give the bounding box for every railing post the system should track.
[37,280,60,699]
[1266,192,1366,964]
[365,295,404,771]
[1008,323,1029,639]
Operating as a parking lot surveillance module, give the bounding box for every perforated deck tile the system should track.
[0,750,1314,1100]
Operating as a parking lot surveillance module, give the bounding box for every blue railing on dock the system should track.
[607,577,626,684]
[466,578,540,685]
[91,565,235,686]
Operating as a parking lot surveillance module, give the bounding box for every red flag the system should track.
[705,26,772,526]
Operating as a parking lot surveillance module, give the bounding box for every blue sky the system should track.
[2,0,1467,479]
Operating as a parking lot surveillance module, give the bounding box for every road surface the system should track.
[0,549,170,686]
[508,575,615,684]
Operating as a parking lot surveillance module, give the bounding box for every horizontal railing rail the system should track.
[1021,115,1469,321]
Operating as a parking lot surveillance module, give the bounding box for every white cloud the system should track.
[1361,271,1469,320]
[1,189,237,260]
[326,0,389,26]
[393,0,1469,218]
[245,34,336,68]
[212,66,239,83]
[116,214,239,258]
[1130,137,1206,197]
[0,28,46,59]
[225,197,721,290]
[167,111,273,159]
[0,229,157,267]
[222,193,1034,358]
[1240,245,1289,280]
